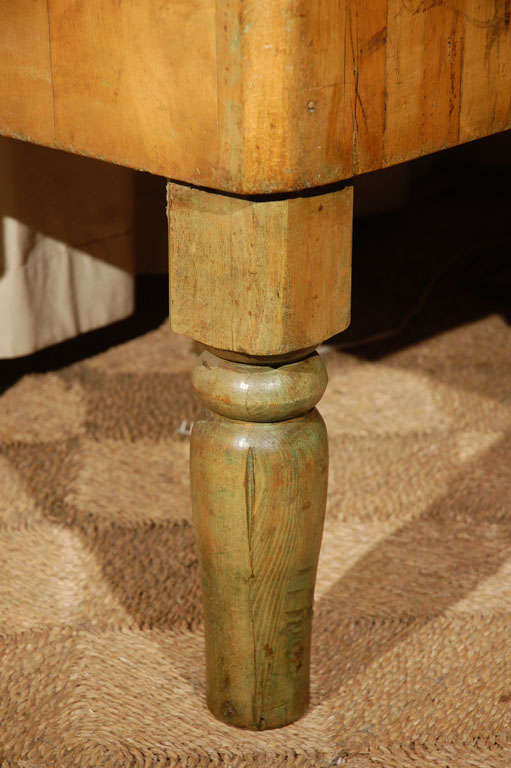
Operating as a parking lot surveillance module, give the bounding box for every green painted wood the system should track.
[192,350,328,423]
[190,352,328,729]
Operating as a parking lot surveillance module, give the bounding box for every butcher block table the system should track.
[1,0,510,731]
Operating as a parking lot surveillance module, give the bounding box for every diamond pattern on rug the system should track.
[1,311,511,766]
[66,437,191,524]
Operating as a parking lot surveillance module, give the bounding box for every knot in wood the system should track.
[192,350,327,422]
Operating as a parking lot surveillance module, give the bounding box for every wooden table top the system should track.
[1,0,510,194]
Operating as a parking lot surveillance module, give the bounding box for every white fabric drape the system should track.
[0,137,135,358]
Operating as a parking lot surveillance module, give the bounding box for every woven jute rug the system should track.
[2,177,511,766]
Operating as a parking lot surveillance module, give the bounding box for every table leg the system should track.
[167,181,353,729]
[191,351,327,729]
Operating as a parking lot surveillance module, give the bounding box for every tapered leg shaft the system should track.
[191,352,328,729]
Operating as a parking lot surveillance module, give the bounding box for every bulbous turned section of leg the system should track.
[190,350,328,730]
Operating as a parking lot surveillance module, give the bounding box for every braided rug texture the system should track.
[1,301,511,766]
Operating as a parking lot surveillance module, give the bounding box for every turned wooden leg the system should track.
[167,181,353,729]
[191,351,328,728]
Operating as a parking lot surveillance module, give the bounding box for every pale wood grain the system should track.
[459,0,511,142]
[191,352,328,729]
[0,0,54,145]
[422,1,464,154]
[47,0,217,184]
[168,183,352,357]
[384,0,426,165]
[351,0,388,173]
[216,0,355,190]
[1,0,510,191]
